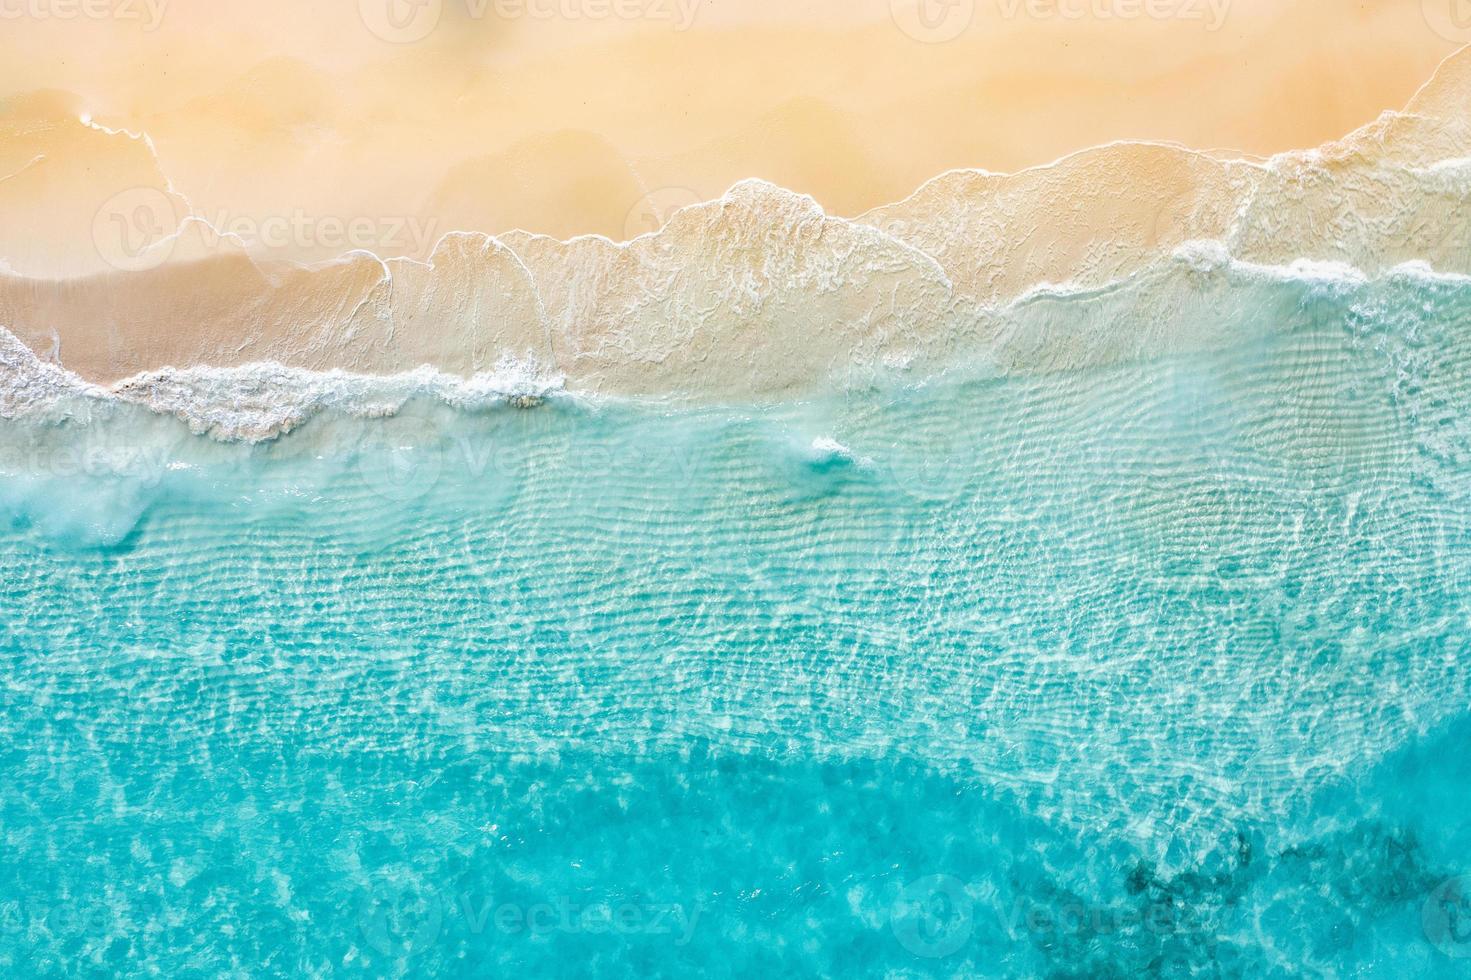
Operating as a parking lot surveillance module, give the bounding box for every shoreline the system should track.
[0,25,1468,412]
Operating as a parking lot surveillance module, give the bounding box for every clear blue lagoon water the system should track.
[3,273,1471,976]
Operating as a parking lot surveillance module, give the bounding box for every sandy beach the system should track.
[0,0,1468,395]
[0,0,1461,272]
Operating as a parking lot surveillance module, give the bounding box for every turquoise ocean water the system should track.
[3,270,1471,976]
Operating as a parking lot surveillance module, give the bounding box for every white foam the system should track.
[7,47,1471,425]
[4,234,1471,444]
[109,359,564,441]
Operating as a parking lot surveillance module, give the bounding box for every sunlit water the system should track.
[3,273,1471,976]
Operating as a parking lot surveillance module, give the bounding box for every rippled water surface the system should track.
[4,275,1471,976]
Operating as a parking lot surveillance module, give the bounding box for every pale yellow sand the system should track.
[0,0,1461,276]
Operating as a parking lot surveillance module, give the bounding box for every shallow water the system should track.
[3,272,1471,976]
